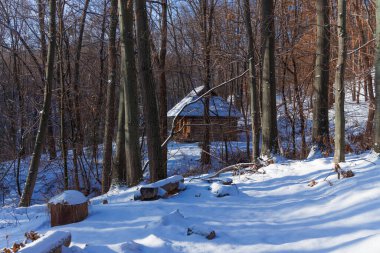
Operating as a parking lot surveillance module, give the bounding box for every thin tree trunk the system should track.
[38,0,56,160]
[135,0,163,181]
[375,0,380,153]
[57,0,68,190]
[72,0,90,157]
[19,0,56,207]
[334,0,347,163]
[200,0,215,166]
[311,0,330,155]
[118,0,142,186]
[102,0,117,192]
[92,0,107,183]
[243,0,260,161]
[261,0,278,157]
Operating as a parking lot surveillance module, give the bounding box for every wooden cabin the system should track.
[167,86,242,142]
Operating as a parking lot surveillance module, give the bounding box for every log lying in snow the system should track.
[187,225,216,240]
[19,231,71,253]
[136,175,185,201]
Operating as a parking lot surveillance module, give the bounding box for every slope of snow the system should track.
[1,152,379,252]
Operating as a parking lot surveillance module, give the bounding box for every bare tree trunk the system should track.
[57,0,68,190]
[243,0,260,161]
[261,0,278,157]
[374,0,380,153]
[118,0,142,186]
[72,0,90,158]
[38,0,56,160]
[135,0,163,181]
[19,0,56,207]
[334,0,347,163]
[311,0,330,155]
[92,0,108,183]
[102,0,117,193]
[158,0,168,179]
[200,0,215,166]
[113,85,127,185]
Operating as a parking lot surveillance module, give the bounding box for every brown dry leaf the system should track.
[308,180,318,187]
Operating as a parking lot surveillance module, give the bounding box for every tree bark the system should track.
[158,0,168,179]
[118,0,142,186]
[200,0,215,166]
[374,0,380,153]
[57,0,68,190]
[311,0,330,154]
[261,0,278,157]
[334,0,346,163]
[19,0,56,207]
[102,0,117,193]
[135,0,164,181]
[243,0,260,160]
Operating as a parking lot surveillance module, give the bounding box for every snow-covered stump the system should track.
[18,231,71,253]
[136,175,185,201]
[48,190,88,227]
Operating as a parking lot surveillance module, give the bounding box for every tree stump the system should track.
[48,190,88,227]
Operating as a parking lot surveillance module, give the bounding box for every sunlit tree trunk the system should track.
[334,0,347,163]
[118,0,142,186]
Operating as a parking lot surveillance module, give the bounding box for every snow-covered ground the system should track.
[1,151,379,252]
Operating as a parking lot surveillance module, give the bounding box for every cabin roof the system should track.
[167,86,243,118]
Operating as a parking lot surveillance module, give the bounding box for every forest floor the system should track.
[1,150,380,252]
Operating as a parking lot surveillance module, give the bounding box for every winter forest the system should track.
[1,0,380,252]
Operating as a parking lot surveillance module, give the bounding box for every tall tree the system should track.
[243,0,260,160]
[102,0,118,193]
[261,0,278,157]
[200,0,215,165]
[19,0,56,207]
[118,0,142,186]
[158,0,168,180]
[57,0,68,189]
[311,0,330,156]
[334,0,347,162]
[135,0,164,182]
[375,0,380,153]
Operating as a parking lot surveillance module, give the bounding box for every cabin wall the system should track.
[172,117,239,142]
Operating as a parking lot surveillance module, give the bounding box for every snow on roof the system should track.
[48,190,87,205]
[167,86,242,118]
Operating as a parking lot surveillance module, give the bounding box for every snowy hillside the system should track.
[1,151,379,252]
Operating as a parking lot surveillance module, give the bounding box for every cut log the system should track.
[187,225,216,240]
[19,231,71,253]
[48,190,88,227]
[137,175,185,201]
